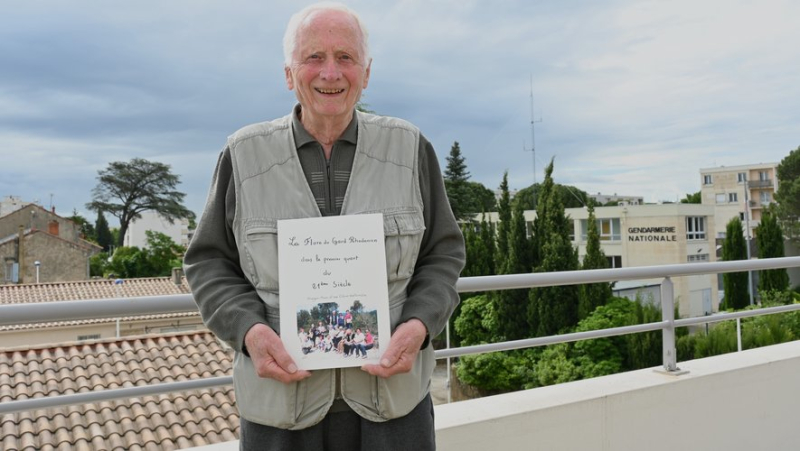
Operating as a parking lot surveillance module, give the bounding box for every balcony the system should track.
[2,257,800,450]
[747,179,773,189]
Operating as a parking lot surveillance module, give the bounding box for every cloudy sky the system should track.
[2,0,799,223]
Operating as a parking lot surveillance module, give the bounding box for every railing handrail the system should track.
[3,257,799,327]
[1,256,799,416]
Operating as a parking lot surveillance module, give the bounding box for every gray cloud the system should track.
[2,0,799,221]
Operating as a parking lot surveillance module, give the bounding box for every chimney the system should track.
[171,267,184,285]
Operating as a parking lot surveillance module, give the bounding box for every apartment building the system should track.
[699,163,779,240]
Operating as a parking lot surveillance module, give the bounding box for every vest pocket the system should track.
[243,225,280,292]
[383,211,425,282]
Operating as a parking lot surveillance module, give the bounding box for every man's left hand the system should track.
[361,319,427,378]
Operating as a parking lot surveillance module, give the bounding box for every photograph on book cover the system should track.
[278,213,391,370]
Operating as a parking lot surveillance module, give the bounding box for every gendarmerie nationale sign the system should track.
[627,226,677,242]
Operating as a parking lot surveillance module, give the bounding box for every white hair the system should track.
[283,2,370,67]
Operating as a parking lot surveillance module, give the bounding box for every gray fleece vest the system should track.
[228,110,434,429]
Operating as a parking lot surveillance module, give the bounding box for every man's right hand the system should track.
[244,323,312,383]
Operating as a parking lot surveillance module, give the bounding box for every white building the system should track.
[699,162,779,240]
[481,204,719,318]
[0,196,32,218]
[123,211,190,249]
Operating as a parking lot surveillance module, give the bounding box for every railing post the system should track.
[659,277,686,374]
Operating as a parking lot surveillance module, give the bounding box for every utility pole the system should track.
[523,75,542,208]
[743,175,754,305]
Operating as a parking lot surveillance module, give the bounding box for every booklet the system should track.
[278,213,391,370]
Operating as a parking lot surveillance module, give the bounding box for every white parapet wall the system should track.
[186,340,800,451]
[436,340,800,451]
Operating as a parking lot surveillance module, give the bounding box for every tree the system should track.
[722,217,750,310]
[87,158,194,248]
[513,183,589,211]
[443,141,472,220]
[465,181,497,213]
[95,211,113,252]
[775,145,800,243]
[757,210,789,293]
[67,210,96,241]
[680,191,702,204]
[495,172,512,261]
[578,202,612,320]
[144,231,184,276]
[529,159,580,336]
[495,200,533,340]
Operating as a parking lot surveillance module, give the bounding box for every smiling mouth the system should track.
[316,88,344,94]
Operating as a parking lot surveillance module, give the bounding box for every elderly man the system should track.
[184,2,464,450]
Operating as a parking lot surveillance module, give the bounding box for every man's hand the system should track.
[361,319,427,378]
[244,323,311,383]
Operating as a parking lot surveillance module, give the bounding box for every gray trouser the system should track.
[239,393,435,451]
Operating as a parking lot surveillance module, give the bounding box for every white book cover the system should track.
[278,213,391,370]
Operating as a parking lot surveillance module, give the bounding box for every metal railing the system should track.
[2,256,800,415]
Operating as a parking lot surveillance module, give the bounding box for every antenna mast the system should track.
[523,75,543,208]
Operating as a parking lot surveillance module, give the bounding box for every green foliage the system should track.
[443,141,473,220]
[579,203,612,320]
[529,159,580,337]
[144,231,184,276]
[722,216,750,310]
[495,172,512,261]
[513,183,589,210]
[454,295,499,346]
[774,145,800,243]
[495,201,534,340]
[533,297,663,387]
[102,231,183,278]
[67,210,96,242]
[465,181,497,213]
[456,350,536,392]
[95,211,113,252]
[87,158,194,247]
[680,191,702,204]
[89,252,108,277]
[757,211,789,292]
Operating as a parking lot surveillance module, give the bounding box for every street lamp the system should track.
[34,260,41,284]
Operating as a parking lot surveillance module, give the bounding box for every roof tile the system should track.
[2,331,237,450]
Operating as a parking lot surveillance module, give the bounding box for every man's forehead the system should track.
[296,10,363,48]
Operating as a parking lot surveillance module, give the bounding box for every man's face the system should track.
[285,10,371,124]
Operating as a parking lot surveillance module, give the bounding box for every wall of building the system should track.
[0,231,98,284]
[0,205,81,243]
[435,340,800,451]
[124,211,190,248]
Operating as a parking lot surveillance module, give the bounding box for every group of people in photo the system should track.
[298,311,376,359]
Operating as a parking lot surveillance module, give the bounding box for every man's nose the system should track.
[319,58,341,80]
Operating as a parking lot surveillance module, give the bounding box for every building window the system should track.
[688,254,709,263]
[581,218,621,241]
[759,171,769,181]
[737,172,746,183]
[760,191,771,204]
[4,260,19,283]
[715,193,726,204]
[606,255,622,268]
[739,212,745,221]
[77,334,101,341]
[687,217,706,240]
[728,193,738,203]
[703,174,712,185]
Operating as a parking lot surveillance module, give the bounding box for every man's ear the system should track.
[285,66,294,90]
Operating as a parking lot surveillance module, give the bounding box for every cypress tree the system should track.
[496,200,534,340]
[579,202,612,320]
[95,210,113,252]
[722,217,750,310]
[757,211,789,294]
[529,159,581,336]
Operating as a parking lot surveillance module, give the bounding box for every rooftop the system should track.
[0,331,237,450]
